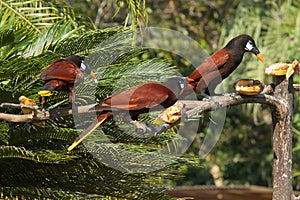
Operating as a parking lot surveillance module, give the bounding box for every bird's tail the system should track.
[67,112,112,151]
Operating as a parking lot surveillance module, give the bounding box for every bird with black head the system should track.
[38,55,97,106]
[186,34,264,96]
[67,77,191,151]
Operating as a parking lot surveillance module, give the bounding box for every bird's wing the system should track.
[194,70,224,94]
[189,48,229,81]
[40,59,83,83]
[102,82,171,110]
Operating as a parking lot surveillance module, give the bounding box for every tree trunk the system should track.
[272,76,294,200]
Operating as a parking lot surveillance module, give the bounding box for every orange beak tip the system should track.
[90,72,98,83]
[257,53,264,63]
[187,77,194,82]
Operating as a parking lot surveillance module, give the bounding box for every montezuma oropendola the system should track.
[187,34,264,96]
[67,77,191,151]
[38,55,97,105]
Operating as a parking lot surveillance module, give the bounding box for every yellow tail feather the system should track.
[67,117,107,151]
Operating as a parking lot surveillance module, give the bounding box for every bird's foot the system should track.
[200,93,212,101]
[153,124,171,136]
[41,108,47,115]
[223,92,240,101]
[200,93,219,110]
[72,105,78,114]
[130,120,156,134]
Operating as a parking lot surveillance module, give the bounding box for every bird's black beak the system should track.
[251,47,264,63]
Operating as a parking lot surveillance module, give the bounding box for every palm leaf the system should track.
[0,146,78,163]
[0,28,14,47]
[0,0,65,31]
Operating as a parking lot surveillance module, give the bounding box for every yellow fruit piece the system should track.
[38,90,52,96]
[154,101,184,124]
[233,79,264,96]
[265,60,299,77]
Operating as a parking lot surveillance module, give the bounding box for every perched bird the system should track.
[19,96,45,126]
[38,55,98,105]
[187,34,264,96]
[67,77,190,151]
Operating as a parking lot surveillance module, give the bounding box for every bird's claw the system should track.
[224,92,239,101]
[130,120,156,134]
[153,124,170,136]
[41,108,47,114]
[208,97,219,110]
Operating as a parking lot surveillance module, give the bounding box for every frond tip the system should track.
[0,0,65,31]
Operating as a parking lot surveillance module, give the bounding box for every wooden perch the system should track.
[0,103,98,122]
[183,93,288,119]
[0,93,288,123]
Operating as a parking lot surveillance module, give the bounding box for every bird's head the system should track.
[164,77,194,97]
[226,34,264,63]
[66,55,98,83]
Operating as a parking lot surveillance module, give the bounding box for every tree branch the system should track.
[183,93,288,119]
[0,93,288,124]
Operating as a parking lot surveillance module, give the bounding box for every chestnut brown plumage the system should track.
[38,55,97,105]
[187,34,264,95]
[67,77,189,151]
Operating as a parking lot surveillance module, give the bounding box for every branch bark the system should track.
[0,93,288,123]
[272,76,294,200]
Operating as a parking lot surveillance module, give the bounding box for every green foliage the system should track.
[0,0,199,199]
[2,0,300,197]
[0,0,63,31]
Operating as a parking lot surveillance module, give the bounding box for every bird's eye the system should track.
[245,40,254,51]
[80,62,87,71]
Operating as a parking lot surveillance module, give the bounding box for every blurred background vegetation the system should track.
[0,0,300,199]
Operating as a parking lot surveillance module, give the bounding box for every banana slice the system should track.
[264,60,299,78]
[233,79,264,95]
[154,101,184,124]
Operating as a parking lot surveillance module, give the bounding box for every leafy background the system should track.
[0,0,300,199]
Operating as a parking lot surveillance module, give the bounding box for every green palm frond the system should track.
[0,1,197,198]
[54,27,126,56]
[0,187,107,200]
[116,0,148,28]
[0,146,78,163]
[23,22,83,57]
[0,28,14,47]
[0,0,67,32]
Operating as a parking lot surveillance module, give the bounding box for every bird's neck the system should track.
[227,47,245,66]
[163,79,181,96]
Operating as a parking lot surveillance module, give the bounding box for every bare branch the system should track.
[0,103,38,111]
[0,93,288,124]
[154,93,288,135]
[0,103,99,123]
[0,113,33,122]
[182,93,288,119]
